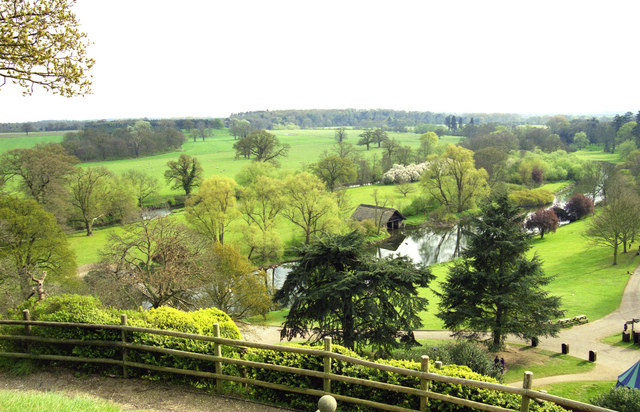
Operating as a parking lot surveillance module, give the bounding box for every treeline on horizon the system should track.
[0,109,616,134]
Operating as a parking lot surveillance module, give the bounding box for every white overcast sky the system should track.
[2,0,639,123]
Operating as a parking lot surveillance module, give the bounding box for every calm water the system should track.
[269,225,465,289]
[269,187,603,288]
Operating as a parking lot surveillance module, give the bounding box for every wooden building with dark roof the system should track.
[351,204,406,229]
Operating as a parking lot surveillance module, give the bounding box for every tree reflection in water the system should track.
[376,225,466,265]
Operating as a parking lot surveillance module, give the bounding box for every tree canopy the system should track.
[233,129,290,163]
[164,154,203,196]
[437,195,563,350]
[422,144,489,213]
[275,231,433,356]
[0,0,94,96]
[0,195,75,299]
[186,176,239,244]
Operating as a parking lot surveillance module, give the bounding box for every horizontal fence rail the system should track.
[0,316,614,412]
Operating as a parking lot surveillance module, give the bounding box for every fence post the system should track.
[435,361,443,370]
[121,314,128,378]
[420,355,430,411]
[323,337,332,393]
[213,323,223,394]
[520,371,533,412]
[22,310,31,352]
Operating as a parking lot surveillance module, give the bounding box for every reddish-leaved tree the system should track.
[565,193,594,221]
[525,208,559,239]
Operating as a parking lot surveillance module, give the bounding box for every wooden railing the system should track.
[0,312,613,412]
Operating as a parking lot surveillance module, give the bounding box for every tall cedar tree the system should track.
[437,195,563,350]
[274,231,433,357]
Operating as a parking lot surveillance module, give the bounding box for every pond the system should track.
[141,208,171,220]
[269,188,595,288]
[373,225,465,266]
[268,224,466,289]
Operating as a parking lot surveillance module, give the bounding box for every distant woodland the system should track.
[0,109,614,135]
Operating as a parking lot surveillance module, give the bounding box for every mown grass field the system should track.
[78,128,457,200]
[502,347,595,384]
[536,381,615,404]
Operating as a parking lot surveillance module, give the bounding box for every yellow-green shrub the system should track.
[2,294,243,385]
[509,188,554,207]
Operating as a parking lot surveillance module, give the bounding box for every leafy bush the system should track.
[591,386,640,412]
[564,193,594,221]
[400,195,439,217]
[393,341,502,380]
[508,188,554,207]
[1,294,243,385]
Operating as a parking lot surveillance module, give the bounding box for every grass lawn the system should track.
[0,390,126,412]
[78,129,460,201]
[601,332,640,349]
[0,131,65,151]
[573,147,621,163]
[248,212,637,329]
[528,217,635,321]
[501,346,595,384]
[539,180,572,193]
[389,340,595,386]
[536,381,615,404]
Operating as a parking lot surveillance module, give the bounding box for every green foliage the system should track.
[438,195,564,350]
[245,343,566,411]
[275,231,433,356]
[617,139,637,159]
[399,195,439,217]
[0,0,94,97]
[591,386,640,412]
[1,294,242,385]
[164,154,203,196]
[393,340,502,380]
[0,195,76,300]
[508,188,554,207]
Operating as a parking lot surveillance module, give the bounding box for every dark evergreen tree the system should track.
[274,231,433,356]
[437,195,563,350]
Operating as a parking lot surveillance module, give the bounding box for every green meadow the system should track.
[78,128,455,200]
[1,130,635,331]
[0,131,65,151]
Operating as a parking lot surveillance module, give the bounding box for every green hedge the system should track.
[591,386,640,412]
[1,295,568,411]
[1,295,243,386]
[244,344,568,412]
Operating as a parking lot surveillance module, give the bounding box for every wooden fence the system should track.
[0,312,614,412]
